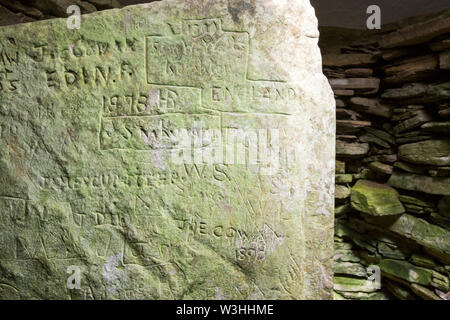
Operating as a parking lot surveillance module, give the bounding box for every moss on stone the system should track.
[351,180,405,216]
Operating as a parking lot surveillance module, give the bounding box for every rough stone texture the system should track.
[334,89,354,97]
[334,262,367,277]
[388,172,450,196]
[335,174,352,184]
[365,127,395,145]
[335,185,351,200]
[421,121,450,134]
[335,160,345,174]
[336,120,371,134]
[334,277,379,293]
[383,54,440,85]
[380,259,448,291]
[360,134,390,148]
[369,162,393,175]
[0,4,35,26]
[24,0,97,17]
[385,280,417,300]
[323,9,450,300]
[398,140,450,166]
[379,11,450,48]
[381,83,428,101]
[345,68,373,78]
[438,197,450,218]
[329,78,380,95]
[0,0,335,300]
[351,180,405,216]
[393,110,433,135]
[0,0,44,19]
[430,39,450,52]
[386,214,450,263]
[349,97,392,119]
[336,140,369,157]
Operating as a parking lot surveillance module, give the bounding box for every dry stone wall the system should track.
[323,9,450,300]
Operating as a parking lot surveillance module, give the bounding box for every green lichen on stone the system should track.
[380,259,433,286]
[388,172,450,196]
[398,139,450,166]
[0,0,335,299]
[351,180,405,216]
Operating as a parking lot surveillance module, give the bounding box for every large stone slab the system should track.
[398,140,450,166]
[393,110,433,135]
[385,214,450,263]
[0,4,34,26]
[336,120,371,134]
[382,82,450,105]
[379,11,450,48]
[388,172,450,196]
[322,53,377,68]
[350,180,405,216]
[329,78,380,95]
[383,54,439,85]
[0,0,335,299]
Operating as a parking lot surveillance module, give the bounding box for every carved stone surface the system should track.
[0,0,335,299]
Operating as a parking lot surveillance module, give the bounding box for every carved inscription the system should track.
[145,18,301,114]
[100,114,220,150]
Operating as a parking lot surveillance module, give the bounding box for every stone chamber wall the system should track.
[0,0,449,300]
[322,9,450,300]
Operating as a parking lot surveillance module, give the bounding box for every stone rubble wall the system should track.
[1,0,449,300]
[323,9,450,300]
